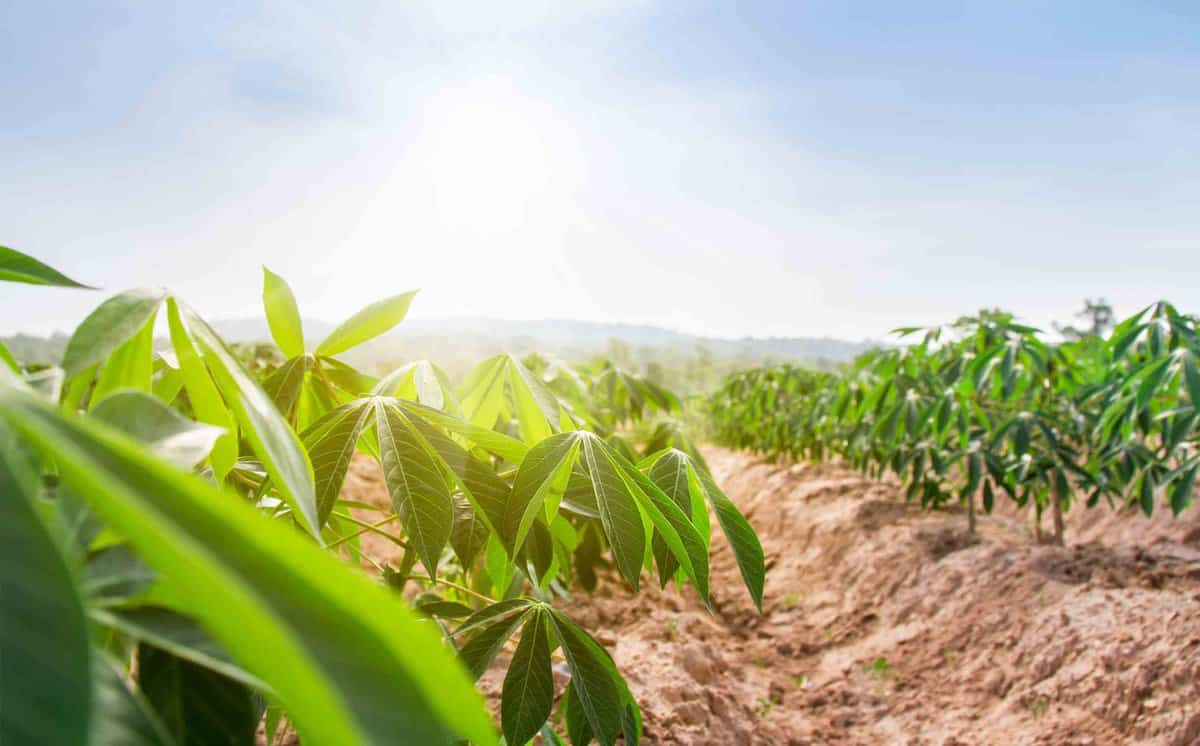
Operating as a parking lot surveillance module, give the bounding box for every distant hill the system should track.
[207,316,878,378]
[3,318,878,383]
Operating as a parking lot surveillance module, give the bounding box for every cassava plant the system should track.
[0,244,765,746]
[709,305,1199,544]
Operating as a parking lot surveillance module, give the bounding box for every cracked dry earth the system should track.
[333,448,1200,746]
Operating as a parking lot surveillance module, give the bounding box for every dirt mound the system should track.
[551,448,1200,745]
[325,451,1200,745]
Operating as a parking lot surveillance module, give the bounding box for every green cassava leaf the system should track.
[501,609,555,746]
[301,398,375,526]
[0,420,93,746]
[376,399,454,578]
[92,607,265,690]
[165,300,237,482]
[0,245,94,288]
[261,267,305,358]
[0,339,18,373]
[92,390,224,469]
[561,680,594,746]
[0,388,496,746]
[90,653,178,746]
[91,310,158,404]
[63,288,166,378]
[458,602,534,681]
[316,290,417,356]
[547,610,623,746]
[137,645,259,746]
[579,434,646,590]
[506,432,582,554]
[694,465,765,612]
[181,306,320,538]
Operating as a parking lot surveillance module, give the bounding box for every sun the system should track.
[434,98,549,233]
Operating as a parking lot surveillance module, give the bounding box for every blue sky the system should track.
[2,1,1197,339]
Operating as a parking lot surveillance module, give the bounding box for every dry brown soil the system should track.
[322,449,1200,745]
[541,447,1200,746]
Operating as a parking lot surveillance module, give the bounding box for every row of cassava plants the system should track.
[0,244,765,746]
[708,307,1199,544]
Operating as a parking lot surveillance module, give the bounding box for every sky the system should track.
[2,1,1198,340]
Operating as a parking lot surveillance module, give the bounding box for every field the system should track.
[2,245,1198,746]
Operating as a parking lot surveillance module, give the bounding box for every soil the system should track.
[314,450,1200,745]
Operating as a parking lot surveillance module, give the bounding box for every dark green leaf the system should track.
[138,644,258,746]
[0,421,92,746]
[501,609,555,746]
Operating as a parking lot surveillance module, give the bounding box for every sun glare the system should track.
[434,100,549,233]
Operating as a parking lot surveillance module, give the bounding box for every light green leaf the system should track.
[0,388,497,746]
[182,306,320,538]
[316,290,417,356]
[0,245,94,288]
[506,432,582,555]
[63,288,166,378]
[165,300,237,482]
[262,267,305,358]
[0,339,17,373]
[92,390,225,469]
[91,310,158,405]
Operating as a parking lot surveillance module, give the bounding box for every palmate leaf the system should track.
[0,388,496,746]
[501,609,555,746]
[376,399,455,578]
[0,421,93,746]
[261,267,305,358]
[63,288,167,378]
[0,244,94,288]
[459,354,564,443]
[316,289,418,357]
[137,644,259,746]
